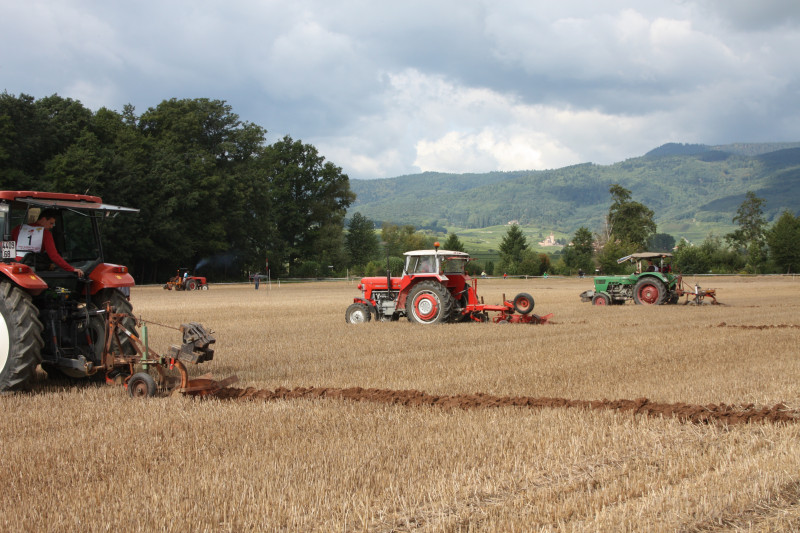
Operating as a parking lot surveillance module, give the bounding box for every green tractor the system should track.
[580,252,683,306]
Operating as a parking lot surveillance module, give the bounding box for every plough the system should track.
[99,305,237,397]
[676,281,720,305]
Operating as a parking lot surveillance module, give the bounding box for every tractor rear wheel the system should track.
[405,281,454,324]
[512,293,535,314]
[0,281,44,391]
[345,303,372,324]
[592,293,611,306]
[186,280,197,290]
[93,289,137,355]
[633,278,664,305]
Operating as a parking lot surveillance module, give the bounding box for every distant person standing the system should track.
[254,273,260,290]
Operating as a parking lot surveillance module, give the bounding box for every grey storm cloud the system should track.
[2,0,800,178]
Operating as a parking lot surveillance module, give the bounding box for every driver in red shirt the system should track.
[12,209,84,277]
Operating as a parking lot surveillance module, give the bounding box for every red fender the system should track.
[0,262,48,295]
[88,263,135,295]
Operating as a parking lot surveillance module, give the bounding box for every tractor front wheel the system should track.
[0,282,44,391]
[345,303,372,324]
[592,293,611,306]
[512,293,535,314]
[633,279,664,305]
[405,281,454,324]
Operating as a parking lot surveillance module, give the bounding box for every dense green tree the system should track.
[498,224,528,265]
[133,98,268,278]
[381,224,431,257]
[767,210,800,273]
[562,226,594,274]
[0,92,92,189]
[519,249,551,276]
[345,212,380,267]
[442,232,465,252]
[674,241,710,274]
[726,191,767,272]
[607,184,657,249]
[647,233,676,252]
[260,135,354,275]
[697,234,744,273]
[672,235,744,274]
[596,239,633,275]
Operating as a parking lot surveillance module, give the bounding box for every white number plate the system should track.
[2,240,16,260]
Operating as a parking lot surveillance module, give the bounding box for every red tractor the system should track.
[346,243,552,325]
[0,192,136,391]
[164,268,208,291]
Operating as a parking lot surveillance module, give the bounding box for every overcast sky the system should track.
[2,1,800,179]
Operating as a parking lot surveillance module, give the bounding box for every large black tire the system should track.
[666,291,680,305]
[405,281,455,324]
[512,293,535,314]
[633,278,664,305]
[128,372,157,398]
[92,289,137,356]
[345,303,372,324]
[0,281,44,391]
[186,279,197,290]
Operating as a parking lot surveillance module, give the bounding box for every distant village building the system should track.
[538,233,559,247]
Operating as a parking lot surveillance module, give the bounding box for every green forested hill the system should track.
[348,143,800,241]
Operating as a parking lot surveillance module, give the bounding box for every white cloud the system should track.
[2,0,800,179]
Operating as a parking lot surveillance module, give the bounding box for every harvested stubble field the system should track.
[2,276,800,532]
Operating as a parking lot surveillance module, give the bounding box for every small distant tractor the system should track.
[164,268,208,291]
[0,191,225,396]
[346,244,552,324]
[579,252,719,306]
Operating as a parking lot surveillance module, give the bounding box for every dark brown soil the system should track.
[713,322,800,329]
[206,386,800,426]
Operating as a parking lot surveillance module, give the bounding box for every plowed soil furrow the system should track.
[713,322,800,329]
[206,386,800,425]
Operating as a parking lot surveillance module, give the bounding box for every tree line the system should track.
[0,93,354,283]
[2,93,797,282]
[349,184,798,279]
[553,187,800,276]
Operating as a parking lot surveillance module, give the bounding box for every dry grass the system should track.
[2,276,800,531]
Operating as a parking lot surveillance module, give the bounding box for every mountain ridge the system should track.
[348,142,800,240]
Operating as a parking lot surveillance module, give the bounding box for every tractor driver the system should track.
[418,255,436,273]
[12,209,85,278]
